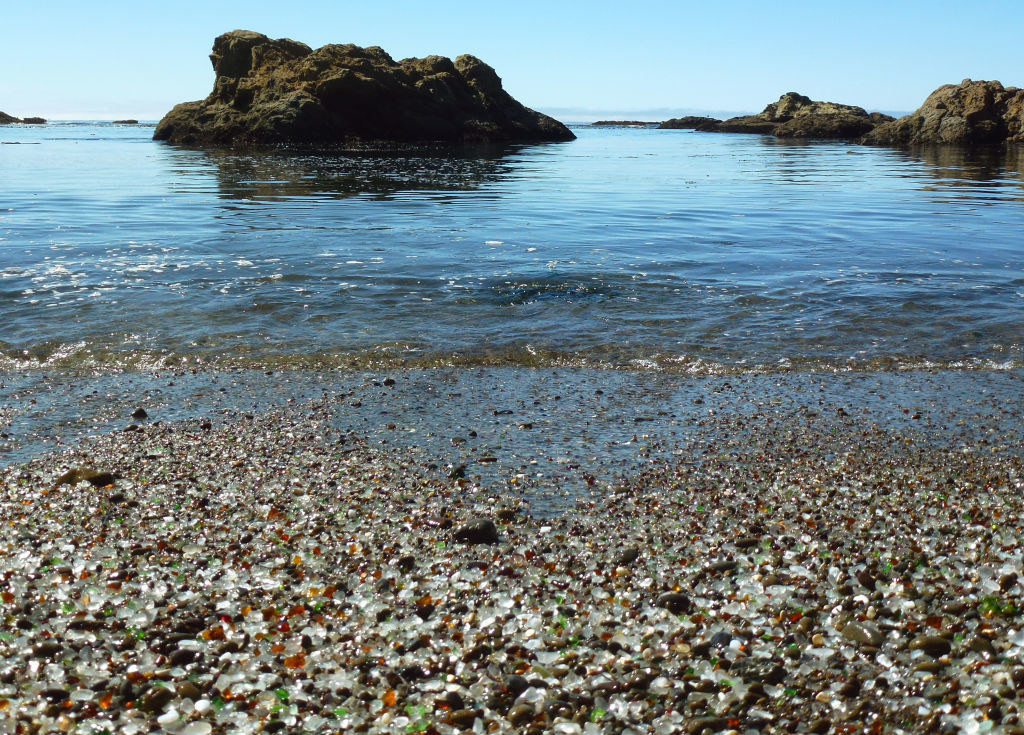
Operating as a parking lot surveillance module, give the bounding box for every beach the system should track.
[1,366,1023,733]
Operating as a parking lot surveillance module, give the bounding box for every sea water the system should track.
[1,122,1023,372]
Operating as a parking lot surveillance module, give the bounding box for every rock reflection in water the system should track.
[200,145,522,200]
[895,145,1024,196]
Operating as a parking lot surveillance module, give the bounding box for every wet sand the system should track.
[1,367,1023,733]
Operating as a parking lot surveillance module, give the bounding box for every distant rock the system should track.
[720,93,892,138]
[154,30,575,146]
[659,93,892,140]
[591,120,658,127]
[862,79,1024,146]
[0,111,21,124]
[21,117,46,124]
[113,119,139,124]
[657,116,722,132]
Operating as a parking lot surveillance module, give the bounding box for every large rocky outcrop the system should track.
[862,79,1024,146]
[659,93,893,139]
[154,30,574,145]
[0,112,46,124]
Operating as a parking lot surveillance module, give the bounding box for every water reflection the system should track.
[900,145,1024,188]
[164,144,527,200]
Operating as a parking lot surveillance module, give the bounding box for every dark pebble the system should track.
[450,709,479,728]
[655,592,692,614]
[453,518,499,545]
[33,641,62,658]
[612,547,640,566]
[140,685,174,712]
[911,635,952,658]
[505,675,530,696]
[40,687,69,703]
[169,648,200,667]
[507,703,535,726]
[177,681,202,700]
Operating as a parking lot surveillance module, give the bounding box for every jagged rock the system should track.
[775,111,892,139]
[0,111,20,124]
[154,30,574,146]
[862,79,1024,146]
[657,116,722,131]
[21,117,46,124]
[658,94,890,139]
[718,92,891,138]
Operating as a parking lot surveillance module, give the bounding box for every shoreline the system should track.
[1,366,1023,732]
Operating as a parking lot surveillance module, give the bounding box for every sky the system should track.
[2,0,1023,121]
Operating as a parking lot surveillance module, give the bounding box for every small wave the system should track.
[1,340,1020,377]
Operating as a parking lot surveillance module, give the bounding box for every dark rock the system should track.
[40,687,70,703]
[131,407,148,420]
[612,546,640,566]
[168,648,200,667]
[505,675,530,696]
[113,119,139,124]
[176,681,202,700]
[910,635,952,658]
[654,592,692,614]
[677,92,890,139]
[708,559,738,574]
[140,684,174,712]
[842,622,884,647]
[730,658,788,685]
[154,30,575,145]
[657,116,722,131]
[774,112,890,139]
[56,468,119,488]
[507,703,535,726]
[453,518,499,544]
[21,117,46,124]
[449,709,479,728]
[440,690,465,710]
[727,92,889,138]
[0,111,19,124]
[33,641,62,658]
[967,635,996,659]
[863,79,1024,146]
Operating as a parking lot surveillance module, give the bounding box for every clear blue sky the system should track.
[2,0,1022,120]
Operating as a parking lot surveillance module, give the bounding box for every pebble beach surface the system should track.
[2,367,1024,734]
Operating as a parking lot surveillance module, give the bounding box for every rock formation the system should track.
[659,93,892,139]
[658,116,722,132]
[154,30,574,145]
[862,79,1024,146]
[0,112,46,124]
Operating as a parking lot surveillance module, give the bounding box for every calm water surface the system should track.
[1,122,1023,372]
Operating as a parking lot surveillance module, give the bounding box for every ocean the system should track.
[2,122,1022,373]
